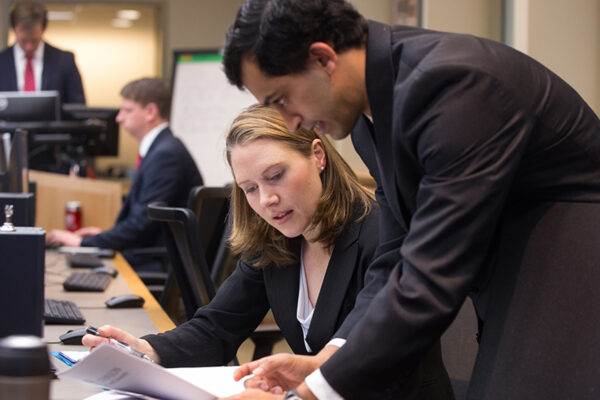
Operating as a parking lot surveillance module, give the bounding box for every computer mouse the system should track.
[59,328,88,345]
[105,294,145,309]
[91,265,118,277]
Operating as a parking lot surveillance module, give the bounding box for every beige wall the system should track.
[351,0,392,24]
[528,0,599,113]
[423,0,502,40]
[505,0,600,114]
[166,0,244,51]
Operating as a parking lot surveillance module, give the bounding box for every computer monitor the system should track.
[0,91,61,122]
[61,104,119,156]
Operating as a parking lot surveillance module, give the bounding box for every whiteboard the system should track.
[170,51,256,186]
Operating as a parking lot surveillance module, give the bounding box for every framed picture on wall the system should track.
[391,0,421,26]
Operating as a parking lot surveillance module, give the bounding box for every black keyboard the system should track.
[44,299,86,325]
[63,272,112,292]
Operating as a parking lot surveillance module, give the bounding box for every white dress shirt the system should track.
[138,122,168,157]
[13,42,44,91]
[297,249,315,353]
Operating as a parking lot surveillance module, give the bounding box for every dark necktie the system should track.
[24,55,35,91]
[136,153,143,171]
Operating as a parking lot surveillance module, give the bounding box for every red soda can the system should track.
[65,201,82,232]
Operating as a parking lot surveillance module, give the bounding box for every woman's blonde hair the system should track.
[226,104,374,267]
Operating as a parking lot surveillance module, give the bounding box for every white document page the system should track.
[59,344,245,400]
[84,390,159,400]
[168,366,245,397]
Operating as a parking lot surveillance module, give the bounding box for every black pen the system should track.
[86,326,154,363]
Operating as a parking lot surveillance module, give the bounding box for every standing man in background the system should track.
[220,0,600,399]
[0,1,85,104]
[47,78,203,272]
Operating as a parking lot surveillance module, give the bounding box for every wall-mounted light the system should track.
[48,11,75,21]
[116,10,141,20]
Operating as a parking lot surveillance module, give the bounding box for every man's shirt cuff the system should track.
[305,368,344,400]
[304,339,346,400]
[326,338,346,348]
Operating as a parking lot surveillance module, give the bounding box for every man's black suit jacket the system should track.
[143,204,383,366]
[319,21,600,399]
[0,42,85,104]
[82,128,203,266]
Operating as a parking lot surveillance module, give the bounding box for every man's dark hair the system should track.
[223,0,367,89]
[120,78,172,120]
[10,2,48,30]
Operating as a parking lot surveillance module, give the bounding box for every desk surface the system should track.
[45,250,175,400]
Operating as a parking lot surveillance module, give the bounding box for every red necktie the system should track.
[24,55,35,91]
[136,153,143,171]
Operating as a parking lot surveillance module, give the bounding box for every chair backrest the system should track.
[209,212,240,288]
[187,185,237,287]
[187,185,232,270]
[468,201,600,399]
[147,202,216,320]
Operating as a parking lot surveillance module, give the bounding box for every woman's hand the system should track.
[81,324,159,363]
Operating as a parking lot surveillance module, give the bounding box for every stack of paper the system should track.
[58,343,245,400]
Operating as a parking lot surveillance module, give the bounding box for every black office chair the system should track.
[466,201,600,399]
[147,203,215,321]
[187,185,238,287]
[186,185,232,276]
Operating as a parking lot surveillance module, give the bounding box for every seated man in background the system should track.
[47,77,203,272]
[0,1,85,104]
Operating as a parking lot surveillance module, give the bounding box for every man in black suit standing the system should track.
[0,1,85,104]
[219,0,600,399]
[47,78,203,272]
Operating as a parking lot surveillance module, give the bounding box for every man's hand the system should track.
[234,353,318,392]
[234,345,338,393]
[46,229,83,246]
[75,226,102,236]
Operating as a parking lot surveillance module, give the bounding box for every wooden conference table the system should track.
[44,250,175,400]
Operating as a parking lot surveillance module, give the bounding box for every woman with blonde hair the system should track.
[85,104,382,368]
